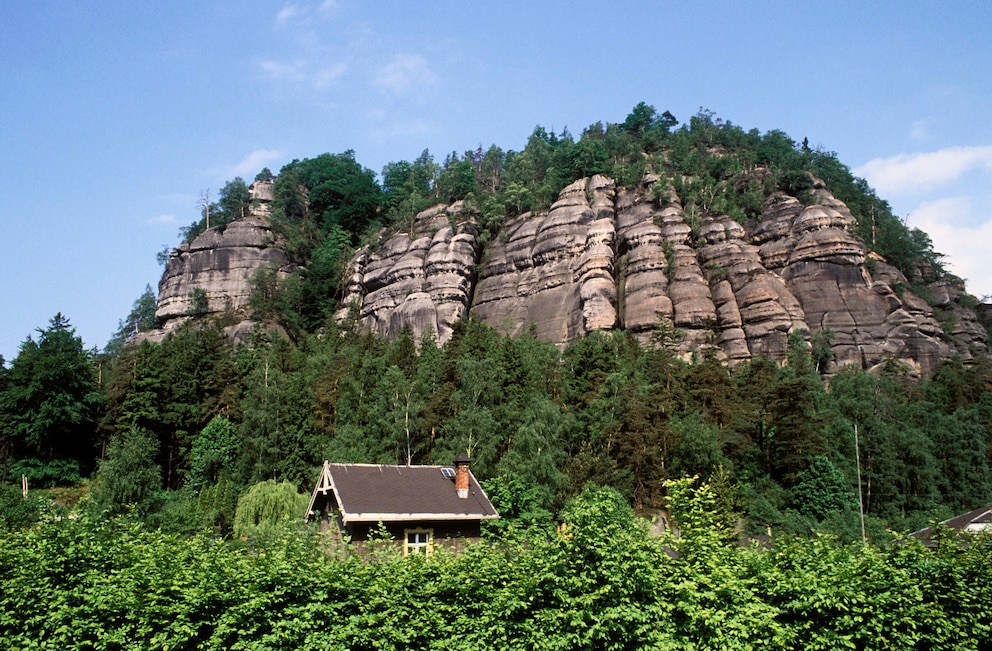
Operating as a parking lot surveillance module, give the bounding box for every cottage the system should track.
[910,503,992,547]
[305,454,499,555]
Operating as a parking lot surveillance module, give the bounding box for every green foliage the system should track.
[217,177,251,223]
[437,151,479,203]
[245,265,284,323]
[269,166,306,228]
[288,151,382,239]
[666,475,740,551]
[102,284,158,359]
[177,178,252,245]
[3,496,992,649]
[0,483,43,530]
[143,489,203,535]
[186,414,238,491]
[0,313,103,479]
[290,223,352,331]
[92,426,161,515]
[668,414,724,478]
[232,479,308,540]
[480,474,554,537]
[7,457,82,489]
[560,483,636,539]
[79,295,992,546]
[382,149,438,224]
[96,322,240,491]
[237,336,318,486]
[187,286,209,316]
[790,455,856,522]
[810,327,835,374]
[197,477,236,536]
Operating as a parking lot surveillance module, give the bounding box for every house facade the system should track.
[305,454,499,555]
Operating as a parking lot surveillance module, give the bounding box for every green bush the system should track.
[232,479,308,540]
[0,484,43,530]
[2,487,992,649]
[8,458,80,489]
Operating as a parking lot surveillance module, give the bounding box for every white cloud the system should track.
[314,62,348,89]
[909,196,992,299]
[854,145,992,195]
[148,214,177,225]
[373,54,435,94]
[259,56,347,90]
[276,3,302,25]
[259,59,306,82]
[277,0,337,25]
[227,149,284,179]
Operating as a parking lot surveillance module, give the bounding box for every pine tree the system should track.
[0,314,103,484]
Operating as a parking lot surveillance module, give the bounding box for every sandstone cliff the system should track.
[140,180,293,344]
[339,175,988,376]
[337,203,479,346]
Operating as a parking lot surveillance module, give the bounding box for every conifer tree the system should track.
[0,314,103,484]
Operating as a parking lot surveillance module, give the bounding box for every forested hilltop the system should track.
[2,104,992,539]
[4,103,992,649]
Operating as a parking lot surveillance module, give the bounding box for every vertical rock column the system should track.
[337,204,479,346]
[471,176,619,346]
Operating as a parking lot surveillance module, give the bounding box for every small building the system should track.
[305,454,499,555]
[910,503,992,547]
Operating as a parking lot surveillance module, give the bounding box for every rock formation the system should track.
[140,180,293,345]
[337,203,479,346]
[338,175,988,376]
[143,170,987,375]
[472,176,618,345]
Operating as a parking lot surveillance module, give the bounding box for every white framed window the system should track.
[404,528,433,557]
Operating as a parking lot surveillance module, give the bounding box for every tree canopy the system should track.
[2,103,989,543]
[0,314,103,485]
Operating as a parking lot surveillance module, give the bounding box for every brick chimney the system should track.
[454,454,470,499]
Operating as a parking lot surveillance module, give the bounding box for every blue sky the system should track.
[2,0,991,361]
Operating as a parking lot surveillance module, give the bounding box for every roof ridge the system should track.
[326,462,454,469]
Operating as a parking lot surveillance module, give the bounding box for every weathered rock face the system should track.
[337,175,987,375]
[472,176,618,346]
[149,172,986,374]
[248,179,274,216]
[337,203,478,346]
[143,214,294,344]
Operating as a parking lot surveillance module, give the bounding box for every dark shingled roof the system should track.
[910,503,992,547]
[307,462,499,523]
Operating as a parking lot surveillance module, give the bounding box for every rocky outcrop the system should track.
[337,203,478,346]
[336,175,987,375]
[613,185,810,362]
[140,182,294,345]
[472,176,618,346]
[155,218,293,323]
[147,170,986,375]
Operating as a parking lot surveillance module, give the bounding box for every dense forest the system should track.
[3,103,989,532]
[2,104,992,648]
